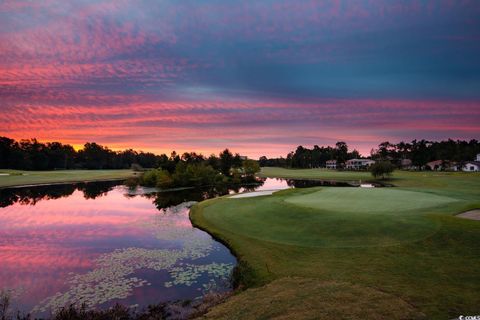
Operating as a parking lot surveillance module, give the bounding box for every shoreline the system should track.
[0,178,128,190]
[186,169,480,318]
[0,169,135,189]
[189,198,252,290]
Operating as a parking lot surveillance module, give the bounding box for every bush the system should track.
[140,169,173,189]
[141,170,158,187]
[242,159,260,176]
[186,164,218,186]
[173,163,220,187]
[370,161,395,179]
[155,169,173,189]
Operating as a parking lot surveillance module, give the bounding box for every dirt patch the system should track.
[456,209,480,221]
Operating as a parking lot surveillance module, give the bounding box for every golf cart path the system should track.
[457,210,480,221]
[230,190,277,198]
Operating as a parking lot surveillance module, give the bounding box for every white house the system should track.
[462,161,480,172]
[345,158,375,170]
[326,160,337,169]
[477,153,480,161]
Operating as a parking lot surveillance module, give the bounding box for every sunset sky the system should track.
[1,0,479,157]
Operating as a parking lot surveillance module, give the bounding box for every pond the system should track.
[0,177,362,317]
[0,181,245,317]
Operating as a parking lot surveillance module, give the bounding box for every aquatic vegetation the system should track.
[165,263,234,287]
[31,200,232,315]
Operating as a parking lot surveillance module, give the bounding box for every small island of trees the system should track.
[133,149,260,189]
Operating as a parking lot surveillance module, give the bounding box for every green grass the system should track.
[286,188,458,214]
[191,168,480,319]
[0,169,135,188]
[259,167,374,181]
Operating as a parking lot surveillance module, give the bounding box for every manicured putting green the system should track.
[192,170,480,319]
[285,188,458,214]
[202,187,458,248]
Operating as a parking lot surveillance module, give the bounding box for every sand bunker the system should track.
[230,190,277,198]
[456,210,480,221]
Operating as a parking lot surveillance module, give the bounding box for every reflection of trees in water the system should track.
[148,180,265,211]
[0,184,76,207]
[77,181,122,199]
[0,181,123,208]
[0,179,266,210]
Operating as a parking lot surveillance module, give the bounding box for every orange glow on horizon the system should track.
[2,98,478,158]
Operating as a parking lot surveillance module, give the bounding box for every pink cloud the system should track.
[1,98,478,157]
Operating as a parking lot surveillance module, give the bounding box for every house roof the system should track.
[426,160,444,166]
[464,161,480,166]
[346,158,374,162]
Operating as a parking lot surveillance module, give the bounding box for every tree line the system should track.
[259,139,480,169]
[370,139,480,167]
[0,136,255,173]
[0,136,261,189]
[0,136,163,170]
[259,142,360,168]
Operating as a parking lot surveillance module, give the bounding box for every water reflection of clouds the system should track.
[231,178,290,194]
[0,190,155,229]
[0,184,235,316]
[255,178,291,191]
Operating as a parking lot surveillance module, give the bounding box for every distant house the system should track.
[345,159,375,170]
[462,161,480,172]
[400,158,412,169]
[326,160,337,169]
[446,162,461,171]
[477,153,480,162]
[426,160,444,171]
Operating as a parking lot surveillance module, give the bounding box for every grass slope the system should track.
[0,169,135,188]
[191,169,480,319]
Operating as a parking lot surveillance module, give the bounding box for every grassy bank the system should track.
[0,169,135,188]
[190,168,480,319]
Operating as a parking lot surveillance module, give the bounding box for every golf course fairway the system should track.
[0,169,136,188]
[190,169,480,319]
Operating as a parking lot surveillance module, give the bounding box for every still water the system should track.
[0,177,341,316]
[0,181,252,317]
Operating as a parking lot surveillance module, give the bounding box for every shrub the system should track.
[186,164,218,186]
[155,169,173,189]
[140,169,174,189]
[242,159,260,176]
[141,170,158,187]
[370,161,395,179]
